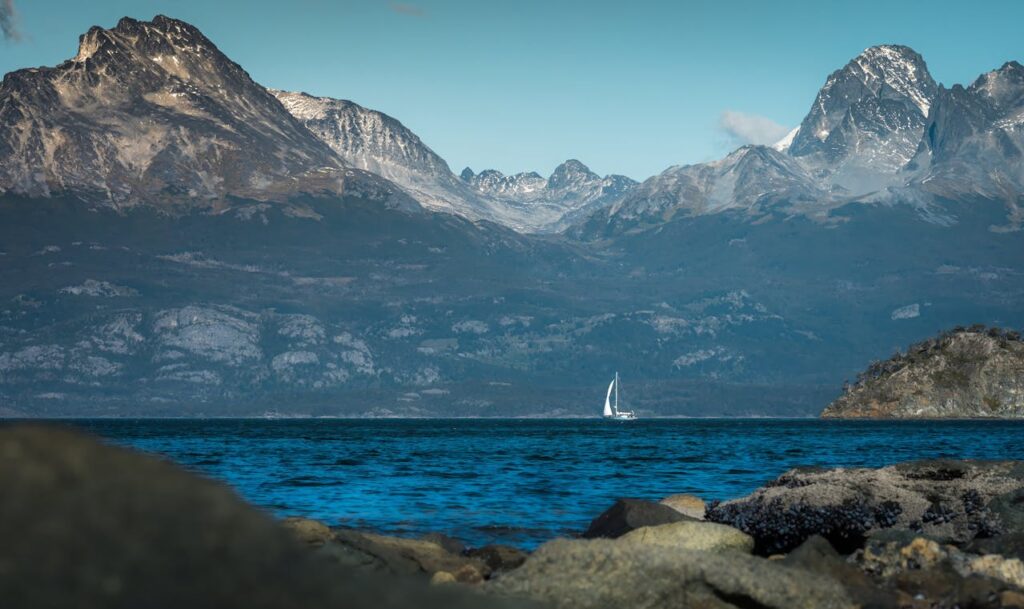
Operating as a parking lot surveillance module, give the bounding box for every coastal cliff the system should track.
[822,326,1024,419]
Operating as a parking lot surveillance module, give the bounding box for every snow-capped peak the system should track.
[853,45,934,117]
[772,127,800,152]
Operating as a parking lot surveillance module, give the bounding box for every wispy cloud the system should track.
[390,2,425,17]
[718,110,791,147]
[1,0,21,42]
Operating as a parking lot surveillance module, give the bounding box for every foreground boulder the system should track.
[487,537,855,609]
[706,459,1024,554]
[0,425,529,609]
[582,498,692,538]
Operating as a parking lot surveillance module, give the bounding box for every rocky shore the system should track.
[3,425,1024,608]
[822,326,1024,418]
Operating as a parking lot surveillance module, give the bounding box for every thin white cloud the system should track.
[1,0,21,42]
[390,3,425,17]
[718,110,791,147]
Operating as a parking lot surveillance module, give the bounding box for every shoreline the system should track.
[7,415,1024,421]
[3,424,1024,608]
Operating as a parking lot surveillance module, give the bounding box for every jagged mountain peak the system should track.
[548,159,600,190]
[788,44,938,162]
[74,15,222,67]
[847,45,935,115]
[970,61,1024,106]
[459,167,475,181]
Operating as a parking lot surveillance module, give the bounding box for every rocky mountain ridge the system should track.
[577,45,1024,238]
[271,91,635,231]
[0,16,410,210]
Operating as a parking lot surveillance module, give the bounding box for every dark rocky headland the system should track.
[4,425,1024,608]
[822,326,1024,419]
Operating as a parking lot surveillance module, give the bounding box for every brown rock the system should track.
[332,529,489,578]
[659,493,706,519]
[466,545,529,572]
[281,517,334,546]
[1001,590,1024,609]
[429,571,456,586]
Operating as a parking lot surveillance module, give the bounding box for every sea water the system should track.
[54,418,1024,548]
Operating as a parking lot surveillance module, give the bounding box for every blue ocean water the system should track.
[54,419,1024,548]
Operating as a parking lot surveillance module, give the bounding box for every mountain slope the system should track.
[273,91,635,232]
[0,16,409,209]
[271,90,492,220]
[573,146,826,237]
[907,61,1024,225]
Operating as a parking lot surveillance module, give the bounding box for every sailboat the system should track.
[602,372,636,420]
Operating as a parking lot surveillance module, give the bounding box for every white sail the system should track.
[603,379,615,417]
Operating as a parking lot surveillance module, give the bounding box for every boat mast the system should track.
[615,371,619,414]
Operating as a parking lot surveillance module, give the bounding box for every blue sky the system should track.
[1,0,1022,179]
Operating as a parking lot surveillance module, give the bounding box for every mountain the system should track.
[906,61,1024,223]
[273,91,635,232]
[572,146,825,237]
[1,17,1023,418]
[572,45,953,238]
[270,90,496,222]
[461,160,637,232]
[0,16,409,209]
[787,45,938,191]
[821,326,1024,418]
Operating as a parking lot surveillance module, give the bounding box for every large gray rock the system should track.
[487,537,855,609]
[707,459,1024,554]
[0,425,529,609]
